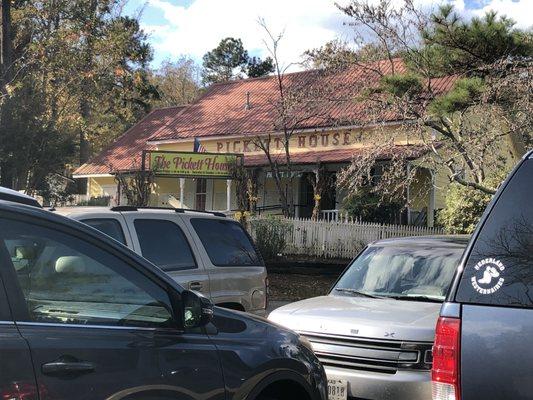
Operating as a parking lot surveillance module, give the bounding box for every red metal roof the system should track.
[74,106,185,176]
[149,59,457,142]
[75,59,458,176]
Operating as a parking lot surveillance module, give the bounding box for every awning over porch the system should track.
[242,145,427,167]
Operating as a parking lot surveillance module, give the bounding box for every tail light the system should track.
[432,316,461,400]
[1,382,44,400]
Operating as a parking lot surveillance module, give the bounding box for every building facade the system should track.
[74,61,456,226]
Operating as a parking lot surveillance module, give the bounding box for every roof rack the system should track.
[0,187,42,208]
[110,206,227,218]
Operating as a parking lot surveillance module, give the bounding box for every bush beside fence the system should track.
[249,217,445,260]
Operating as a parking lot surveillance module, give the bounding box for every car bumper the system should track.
[325,366,431,400]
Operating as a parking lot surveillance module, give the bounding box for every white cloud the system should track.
[144,0,349,68]
[142,0,532,69]
[470,0,533,29]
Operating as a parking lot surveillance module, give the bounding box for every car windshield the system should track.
[332,244,465,302]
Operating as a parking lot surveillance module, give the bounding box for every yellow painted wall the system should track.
[409,169,431,212]
[434,168,449,210]
[151,177,179,207]
[88,177,116,198]
[212,179,227,211]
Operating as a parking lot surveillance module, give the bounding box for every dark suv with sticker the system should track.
[0,188,326,400]
[432,150,533,400]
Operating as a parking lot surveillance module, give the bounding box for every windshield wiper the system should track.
[334,288,385,299]
[389,295,443,303]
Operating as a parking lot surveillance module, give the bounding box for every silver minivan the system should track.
[56,206,268,316]
[269,235,468,400]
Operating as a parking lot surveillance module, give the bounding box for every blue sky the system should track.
[125,0,532,69]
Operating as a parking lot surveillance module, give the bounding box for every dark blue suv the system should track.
[0,188,326,400]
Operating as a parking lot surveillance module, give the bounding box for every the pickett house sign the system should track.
[214,131,366,154]
[144,151,242,178]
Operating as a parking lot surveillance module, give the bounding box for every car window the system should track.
[1,218,174,328]
[456,160,533,308]
[81,218,127,245]
[334,245,464,301]
[191,218,262,267]
[134,219,197,271]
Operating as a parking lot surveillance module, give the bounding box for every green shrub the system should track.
[251,216,291,261]
[437,184,492,234]
[343,187,403,224]
[437,170,508,234]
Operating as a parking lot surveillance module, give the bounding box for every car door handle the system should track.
[42,357,95,375]
[189,281,203,291]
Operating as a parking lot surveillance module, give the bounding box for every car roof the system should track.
[0,187,41,208]
[0,199,105,231]
[0,199,189,291]
[53,206,227,219]
[370,235,470,247]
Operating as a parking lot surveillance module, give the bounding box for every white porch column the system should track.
[86,178,91,200]
[179,178,185,208]
[226,179,232,212]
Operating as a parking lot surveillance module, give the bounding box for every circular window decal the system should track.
[471,258,505,295]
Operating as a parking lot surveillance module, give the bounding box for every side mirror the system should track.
[182,290,214,329]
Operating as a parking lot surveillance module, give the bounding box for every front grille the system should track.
[299,331,433,374]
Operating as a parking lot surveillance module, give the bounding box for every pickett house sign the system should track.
[144,151,242,178]
[215,131,365,153]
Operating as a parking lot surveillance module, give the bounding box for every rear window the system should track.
[133,219,196,271]
[456,160,533,308]
[82,218,126,245]
[191,218,262,267]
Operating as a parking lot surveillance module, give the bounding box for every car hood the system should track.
[269,295,442,342]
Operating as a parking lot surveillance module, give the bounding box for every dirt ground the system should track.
[267,263,346,302]
[268,273,338,302]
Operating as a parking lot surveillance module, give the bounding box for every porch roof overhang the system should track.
[242,145,427,168]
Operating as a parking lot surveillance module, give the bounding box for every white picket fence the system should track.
[251,217,444,259]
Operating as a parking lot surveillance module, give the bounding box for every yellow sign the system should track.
[145,151,241,178]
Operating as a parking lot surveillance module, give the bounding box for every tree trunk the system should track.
[0,0,14,188]
[311,164,324,221]
[76,0,98,194]
[283,132,295,217]
[272,164,290,217]
[0,0,13,93]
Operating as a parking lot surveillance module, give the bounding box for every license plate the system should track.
[327,378,348,400]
